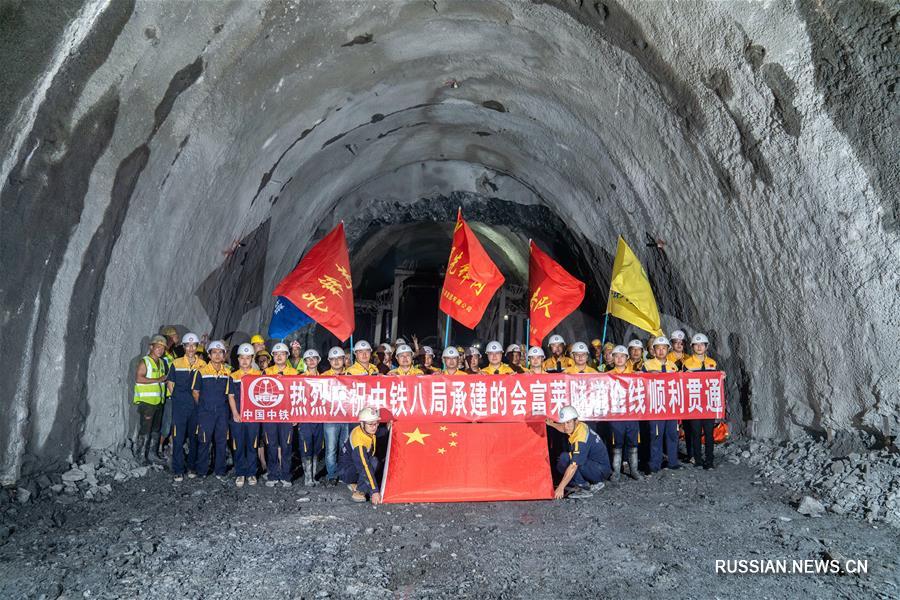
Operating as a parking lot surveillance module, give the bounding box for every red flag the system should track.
[439,210,505,329]
[528,240,585,347]
[381,422,553,503]
[272,222,355,341]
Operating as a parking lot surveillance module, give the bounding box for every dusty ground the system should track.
[1,452,897,599]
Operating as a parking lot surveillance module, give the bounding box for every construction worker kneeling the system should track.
[339,408,389,505]
[546,406,611,499]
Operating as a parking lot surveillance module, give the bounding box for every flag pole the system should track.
[443,314,451,349]
[525,317,530,368]
[601,289,612,345]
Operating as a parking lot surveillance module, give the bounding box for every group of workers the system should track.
[134,326,720,502]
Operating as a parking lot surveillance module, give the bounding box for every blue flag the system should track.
[268,295,313,339]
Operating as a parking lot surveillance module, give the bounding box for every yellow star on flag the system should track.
[439,426,447,431]
[403,427,431,445]
[449,441,457,447]
[449,432,458,438]
[437,448,446,455]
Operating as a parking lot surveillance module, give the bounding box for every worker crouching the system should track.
[340,407,389,505]
[546,405,611,499]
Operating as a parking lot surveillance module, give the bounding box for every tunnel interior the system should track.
[0,0,897,482]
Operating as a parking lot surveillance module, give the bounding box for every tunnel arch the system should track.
[0,0,896,482]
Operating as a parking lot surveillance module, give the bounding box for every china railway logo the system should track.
[247,377,284,408]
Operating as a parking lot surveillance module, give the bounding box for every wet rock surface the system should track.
[1,442,898,598]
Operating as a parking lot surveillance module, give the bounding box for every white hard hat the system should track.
[422,345,434,356]
[395,338,406,345]
[379,343,393,353]
[271,342,289,354]
[691,333,710,345]
[395,344,413,356]
[505,344,521,354]
[548,334,565,346]
[571,341,589,354]
[670,330,686,341]
[353,340,372,352]
[327,346,345,359]
[442,346,460,359]
[181,332,200,345]
[237,343,255,356]
[527,346,545,358]
[485,341,503,353]
[612,345,628,356]
[466,346,481,357]
[358,407,380,423]
[652,336,670,348]
[207,340,226,352]
[627,339,644,349]
[303,349,321,360]
[558,405,579,423]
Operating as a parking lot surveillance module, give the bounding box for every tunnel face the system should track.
[0,0,897,482]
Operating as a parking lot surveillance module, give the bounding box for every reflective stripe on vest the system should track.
[133,355,165,405]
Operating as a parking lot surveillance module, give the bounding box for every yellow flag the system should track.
[606,236,663,336]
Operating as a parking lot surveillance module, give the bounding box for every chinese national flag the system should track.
[528,240,585,346]
[439,210,505,329]
[381,422,553,503]
[272,222,355,341]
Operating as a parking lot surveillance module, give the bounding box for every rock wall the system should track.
[0,0,897,482]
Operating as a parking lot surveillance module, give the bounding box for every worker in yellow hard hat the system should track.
[133,335,168,466]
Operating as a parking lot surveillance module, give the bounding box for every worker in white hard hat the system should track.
[683,333,719,470]
[191,340,232,481]
[227,343,262,487]
[542,334,574,373]
[440,346,467,376]
[546,405,611,499]
[261,342,299,488]
[667,330,687,369]
[320,346,352,485]
[481,341,515,375]
[563,342,599,374]
[288,339,307,373]
[606,345,642,481]
[642,336,682,473]
[417,346,440,374]
[463,347,482,374]
[339,407,390,504]
[388,345,424,376]
[296,349,324,486]
[527,347,546,373]
[625,339,646,372]
[346,340,379,375]
[167,332,207,481]
[505,344,525,373]
[375,343,395,375]
[133,334,169,466]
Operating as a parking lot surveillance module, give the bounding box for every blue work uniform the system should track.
[228,368,261,477]
[556,421,612,487]
[339,425,388,495]
[607,365,640,453]
[643,358,681,471]
[262,365,298,482]
[167,355,206,475]
[297,370,325,461]
[192,363,232,476]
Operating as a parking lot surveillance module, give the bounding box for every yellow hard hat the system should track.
[591,339,602,347]
[250,334,265,344]
[196,344,206,352]
[150,335,168,347]
[160,326,177,337]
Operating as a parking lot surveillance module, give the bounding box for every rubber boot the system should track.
[152,432,166,464]
[137,434,150,466]
[610,449,622,483]
[303,458,314,487]
[628,448,643,480]
[311,456,319,485]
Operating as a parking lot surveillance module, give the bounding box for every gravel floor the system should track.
[1,447,898,599]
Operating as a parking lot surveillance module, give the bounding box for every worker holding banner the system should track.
[440,347,467,375]
[227,343,262,488]
[607,345,642,481]
[346,340,379,375]
[547,406,611,499]
[642,336,682,473]
[388,345,424,376]
[418,346,441,374]
[340,407,389,504]
[526,347,546,373]
[297,349,325,486]
[464,347,482,374]
[321,347,351,485]
[542,334,574,373]
[626,339,646,371]
[481,341,516,375]
[682,333,719,470]
[262,343,299,487]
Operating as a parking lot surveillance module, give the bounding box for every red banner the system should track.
[241,372,725,423]
[272,222,355,341]
[381,422,553,503]
[438,209,505,329]
[528,240,586,347]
